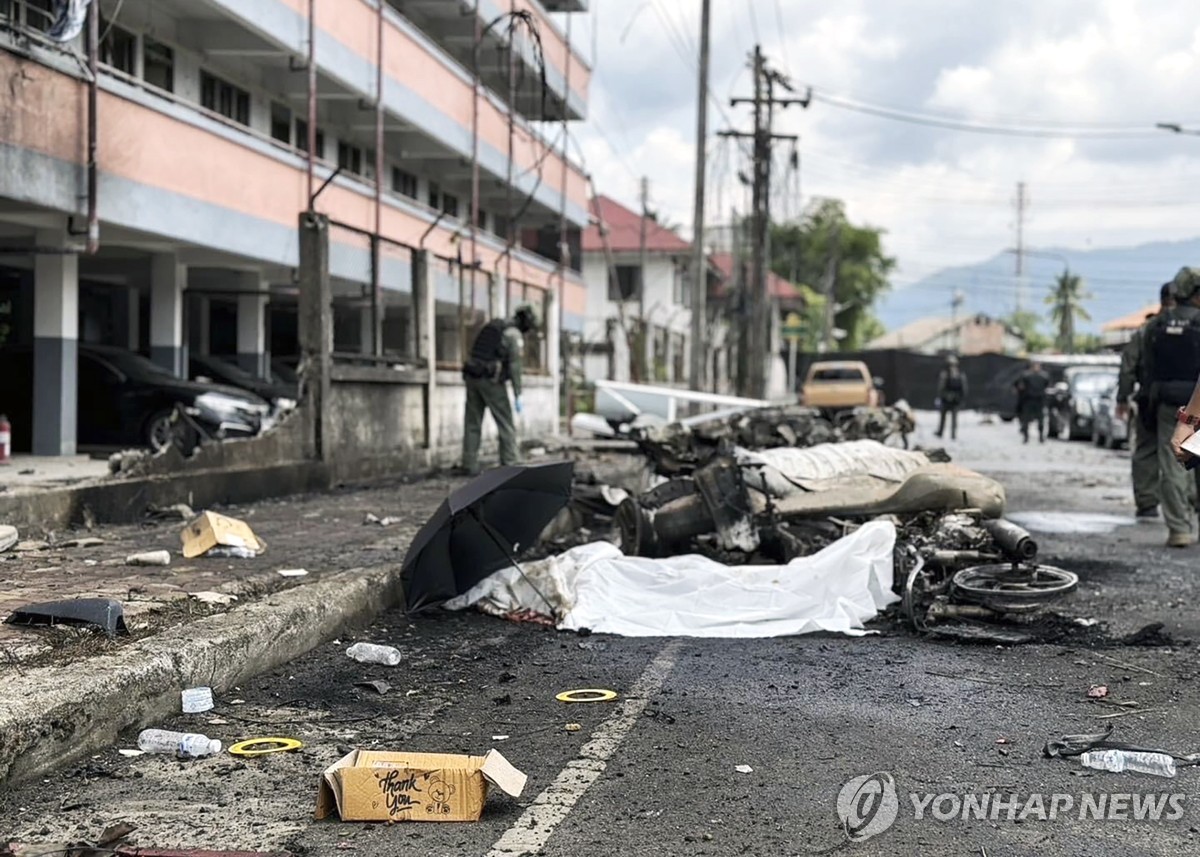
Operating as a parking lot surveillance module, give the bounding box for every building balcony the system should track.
[386,0,590,121]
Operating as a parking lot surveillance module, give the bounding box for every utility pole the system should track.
[720,46,809,398]
[818,221,841,353]
[638,176,649,383]
[1014,181,1026,313]
[688,0,712,393]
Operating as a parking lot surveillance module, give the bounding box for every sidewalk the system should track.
[0,471,464,785]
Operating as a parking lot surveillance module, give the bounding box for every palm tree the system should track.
[1045,270,1092,353]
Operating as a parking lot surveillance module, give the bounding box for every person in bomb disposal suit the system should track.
[1151,268,1200,547]
[459,305,537,475]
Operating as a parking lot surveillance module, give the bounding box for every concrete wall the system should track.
[435,372,556,452]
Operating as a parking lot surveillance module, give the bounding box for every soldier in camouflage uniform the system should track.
[460,305,536,475]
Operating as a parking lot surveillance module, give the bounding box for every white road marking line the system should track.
[486,640,683,856]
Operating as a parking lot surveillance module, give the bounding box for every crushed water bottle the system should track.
[137,729,222,758]
[1080,749,1176,778]
[346,642,402,666]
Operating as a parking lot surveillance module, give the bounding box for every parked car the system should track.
[799,361,883,412]
[1092,384,1130,449]
[189,354,298,413]
[979,354,1120,422]
[0,344,270,452]
[1050,366,1119,441]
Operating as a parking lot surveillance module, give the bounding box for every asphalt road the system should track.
[5,412,1200,856]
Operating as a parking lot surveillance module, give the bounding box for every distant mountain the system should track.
[876,237,1200,334]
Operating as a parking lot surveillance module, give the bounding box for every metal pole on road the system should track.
[689,0,712,394]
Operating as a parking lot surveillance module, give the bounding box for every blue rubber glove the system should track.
[514,397,523,415]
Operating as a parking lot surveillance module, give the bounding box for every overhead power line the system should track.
[808,91,1178,139]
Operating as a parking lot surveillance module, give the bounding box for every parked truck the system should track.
[799,361,883,412]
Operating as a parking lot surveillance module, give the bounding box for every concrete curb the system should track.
[0,560,403,787]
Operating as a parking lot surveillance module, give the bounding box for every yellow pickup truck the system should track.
[799,361,883,411]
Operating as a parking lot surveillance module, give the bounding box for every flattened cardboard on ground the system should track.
[181,511,266,558]
[315,749,527,822]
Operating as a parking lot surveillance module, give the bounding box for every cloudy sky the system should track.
[559,0,1200,307]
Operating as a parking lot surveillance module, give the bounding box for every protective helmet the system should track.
[1161,281,1177,304]
[1171,267,1200,302]
[513,304,537,333]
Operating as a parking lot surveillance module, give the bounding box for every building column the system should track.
[237,273,269,378]
[547,287,561,435]
[298,213,333,462]
[414,249,438,451]
[125,286,140,351]
[32,231,79,456]
[150,253,185,376]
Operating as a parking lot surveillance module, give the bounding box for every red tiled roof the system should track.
[581,195,692,254]
[708,252,802,300]
[1101,303,1159,332]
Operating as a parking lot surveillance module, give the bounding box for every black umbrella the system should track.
[401,461,575,611]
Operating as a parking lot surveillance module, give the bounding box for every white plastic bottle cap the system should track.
[209,739,223,755]
[182,687,214,713]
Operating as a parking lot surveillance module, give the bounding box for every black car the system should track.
[0,344,270,452]
[189,354,298,411]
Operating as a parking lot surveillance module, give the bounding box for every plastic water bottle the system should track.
[137,729,222,757]
[1080,749,1176,777]
[346,642,402,666]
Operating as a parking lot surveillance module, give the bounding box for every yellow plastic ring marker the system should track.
[228,737,304,757]
[556,688,618,703]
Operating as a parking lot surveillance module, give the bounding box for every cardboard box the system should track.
[315,749,527,823]
[181,511,267,558]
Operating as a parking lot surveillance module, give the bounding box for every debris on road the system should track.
[278,568,309,577]
[137,728,222,757]
[181,687,215,713]
[354,680,392,695]
[363,512,401,527]
[126,550,171,566]
[734,764,754,774]
[315,748,527,822]
[1087,685,1109,699]
[145,502,196,520]
[0,524,16,552]
[190,591,238,606]
[4,597,130,638]
[555,688,618,703]
[227,737,303,757]
[1080,749,1177,777]
[345,642,402,666]
[181,511,266,559]
[59,536,105,549]
[565,723,582,732]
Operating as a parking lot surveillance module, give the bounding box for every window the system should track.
[475,208,488,230]
[0,1,13,24]
[24,0,52,33]
[270,103,291,144]
[392,167,418,199]
[337,142,363,175]
[99,19,136,74]
[609,265,641,302]
[201,71,250,126]
[442,192,460,218]
[295,119,325,158]
[427,182,440,210]
[143,38,174,92]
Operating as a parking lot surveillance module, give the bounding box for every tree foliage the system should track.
[1045,270,1093,354]
[1004,309,1053,353]
[769,199,895,352]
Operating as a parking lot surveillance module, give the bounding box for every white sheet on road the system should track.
[444,520,899,638]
